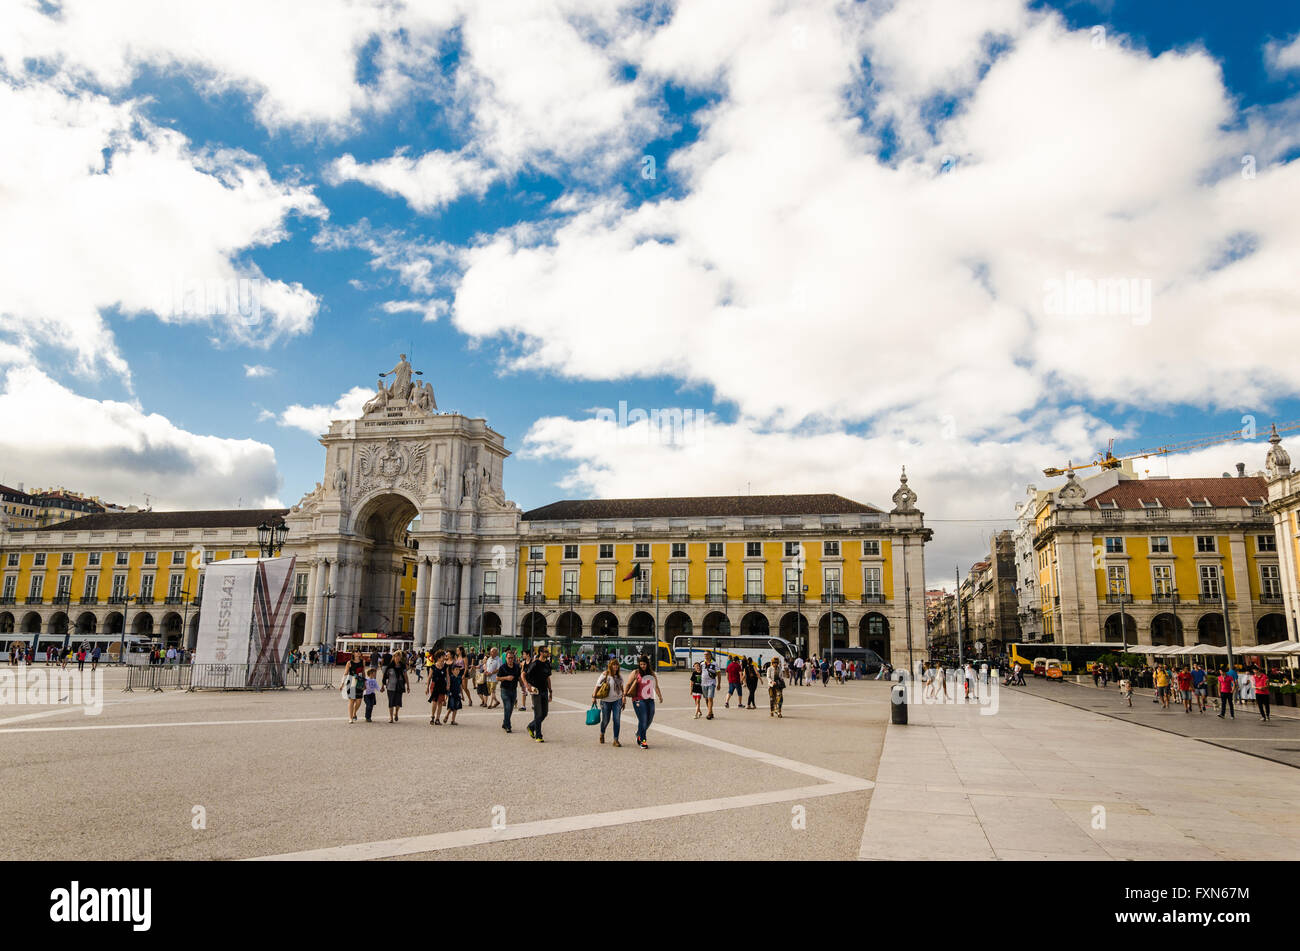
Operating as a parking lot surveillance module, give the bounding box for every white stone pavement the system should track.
[858,684,1300,861]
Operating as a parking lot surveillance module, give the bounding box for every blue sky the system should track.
[1,0,1298,584]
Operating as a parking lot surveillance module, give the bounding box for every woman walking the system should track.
[744,657,760,709]
[1252,667,1271,721]
[426,650,449,725]
[624,655,663,750]
[690,662,703,718]
[341,651,366,723]
[766,656,785,717]
[592,658,625,746]
[384,650,410,723]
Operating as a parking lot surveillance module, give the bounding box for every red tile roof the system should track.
[522,494,881,521]
[1087,477,1267,510]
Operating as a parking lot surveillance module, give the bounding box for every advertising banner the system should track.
[193,556,297,688]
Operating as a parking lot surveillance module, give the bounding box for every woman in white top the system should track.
[591,658,625,747]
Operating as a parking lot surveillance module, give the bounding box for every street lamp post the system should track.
[257,516,288,559]
[118,594,137,664]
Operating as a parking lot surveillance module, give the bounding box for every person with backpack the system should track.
[523,646,553,742]
[496,648,523,733]
[383,651,409,723]
[591,658,625,746]
[766,656,785,717]
[743,657,760,709]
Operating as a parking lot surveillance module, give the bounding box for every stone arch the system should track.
[591,611,618,637]
[860,612,890,664]
[1150,613,1183,647]
[740,611,770,637]
[663,611,692,641]
[350,491,421,633]
[555,611,582,638]
[187,613,201,650]
[817,611,848,652]
[160,611,184,646]
[1256,613,1287,644]
[291,612,307,649]
[21,612,41,634]
[75,612,97,635]
[1196,613,1226,647]
[1103,613,1137,643]
[520,611,548,640]
[480,611,502,640]
[132,612,154,637]
[779,612,809,653]
[104,612,124,635]
[49,611,70,636]
[702,611,730,637]
[349,489,422,542]
[0,612,13,634]
[628,611,655,639]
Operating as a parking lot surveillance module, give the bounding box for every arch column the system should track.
[304,558,320,648]
[457,557,473,637]
[413,558,431,647]
[324,561,338,644]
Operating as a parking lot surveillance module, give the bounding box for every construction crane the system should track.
[1042,421,1300,478]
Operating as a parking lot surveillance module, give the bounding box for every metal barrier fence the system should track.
[123,662,343,692]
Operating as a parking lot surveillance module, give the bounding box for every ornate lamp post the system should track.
[257,516,288,558]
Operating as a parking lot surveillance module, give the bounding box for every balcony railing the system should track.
[782,593,806,604]
[107,595,129,604]
[823,593,845,604]
[192,596,201,607]
[1143,508,1169,520]
[478,594,500,604]
[1105,593,1133,604]
[630,593,653,604]
[523,593,547,605]
[743,593,767,604]
[0,595,15,605]
[667,593,690,604]
[1100,509,1123,522]
[136,596,155,606]
[594,593,616,604]
[1259,594,1284,605]
[1198,593,1222,604]
[52,594,71,605]
[860,593,885,604]
[1191,508,1215,521]
[292,595,307,604]
[25,596,43,604]
[705,593,727,604]
[165,595,185,605]
[559,593,581,605]
[1151,593,1180,604]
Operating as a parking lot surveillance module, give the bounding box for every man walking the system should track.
[496,648,522,733]
[523,646,553,742]
[1191,663,1207,713]
[700,651,719,718]
[483,646,502,709]
[1216,667,1235,719]
[724,654,743,709]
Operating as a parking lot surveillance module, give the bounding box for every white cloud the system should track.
[1266,34,1300,73]
[0,81,325,380]
[277,386,374,436]
[327,150,498,213]
[445,3,1300,433]
[244,364,274,378]
[0,366,280,509]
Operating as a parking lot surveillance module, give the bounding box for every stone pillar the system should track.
[304,559,320,648]
[413,558,430,647]
[1227,535,1254,645]
[458,556,473,637]
[323,561,337,645]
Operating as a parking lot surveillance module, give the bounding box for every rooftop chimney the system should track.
[1236,462,1246,477]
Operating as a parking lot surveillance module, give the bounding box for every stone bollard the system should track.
[890,677,908,725]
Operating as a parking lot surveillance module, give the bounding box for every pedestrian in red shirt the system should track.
[724,656,743,709]
[1176,667,1193,713]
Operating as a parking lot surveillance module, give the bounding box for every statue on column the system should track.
[362,379,389,415]
[432,461,447,501]
[462,463,480,502]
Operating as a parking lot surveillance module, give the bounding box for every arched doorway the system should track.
[0,612,13,634]
[49,612,70,637]
[779,612,809,654]
[664,611,692,641]
[132,612,154,638]
[702,611,730,638]
[1196,613,1226,647]
[520,612,548,641]
[1150,613,1183,647]
[860,613,890,664]
[1103,613,1137,643]
[740,611,770,637]
[187,613,201,650]
[290,612,307,649]
[628,611,655,639]
[75,612,97,636]
[351,491,420,633]
[817,612,848,652]
[161,612,184,647]
[1256,613,1288,644]
[21,612,41,634]
[480,611,502,640]
[591,612,618,638]
[556,611,582,639]
[104,612,124,635]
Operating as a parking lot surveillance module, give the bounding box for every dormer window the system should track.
[1098,501,1119,509]
[1140,499,1162,509]
[1189,498,1211,508]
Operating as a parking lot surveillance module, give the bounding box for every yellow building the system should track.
[1030,467,1285,647]
[513,484,930,665]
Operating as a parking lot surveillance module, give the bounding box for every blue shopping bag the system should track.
[585,705,600,726]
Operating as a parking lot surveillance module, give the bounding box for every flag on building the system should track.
[622,563,642,582]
